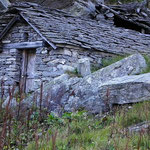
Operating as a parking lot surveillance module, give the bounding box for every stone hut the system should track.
[0,2,150,94]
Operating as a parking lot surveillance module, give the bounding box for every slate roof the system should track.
[0,2,150,55]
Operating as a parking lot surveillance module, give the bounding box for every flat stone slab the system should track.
[84,53,147,87]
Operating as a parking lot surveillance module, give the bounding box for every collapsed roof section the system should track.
[96,2,150,34]
[0,2,150,55]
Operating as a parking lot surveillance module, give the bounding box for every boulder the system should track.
[99,73,150,107]
[25,74,81,115]
[64,54,147,113]
[25,54,148,114]
[57,64,75,72]
[77,58,91,77]
[84,53,147,87]
[63,0,98,16]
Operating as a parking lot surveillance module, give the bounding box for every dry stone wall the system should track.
[34,45,114,89]
[0,48,21,96]
[2,22,42,43]
[0,22,114,96]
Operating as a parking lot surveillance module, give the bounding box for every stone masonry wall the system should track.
[2,22,42,43]
[0,21,42,96]
[34,45,115,89]
[0,48,21,96]
[0,22,115,97]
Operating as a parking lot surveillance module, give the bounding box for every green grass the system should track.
[102,55,127,68]
[91,65,101,73]
[90,55,127,73]
[66,55,128,75]
[26,101,150,150]
[140,55,150,74]
[115,101,150,128]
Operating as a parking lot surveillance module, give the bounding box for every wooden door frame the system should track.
[20,50,28,93]
[20,49,36,93]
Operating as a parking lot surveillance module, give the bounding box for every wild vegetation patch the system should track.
[0,78,150,150]
[26,101,150,150]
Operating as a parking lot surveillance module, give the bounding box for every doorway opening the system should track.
[20,49,36,93]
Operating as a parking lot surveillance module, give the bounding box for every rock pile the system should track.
[3,53,150,115]
[16,53,149,114]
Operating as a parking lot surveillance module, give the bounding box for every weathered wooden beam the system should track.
[0,15,20,41]
[20,13,57,50]
[3,41,45,49]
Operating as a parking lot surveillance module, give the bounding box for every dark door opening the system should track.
[20,49,36,93]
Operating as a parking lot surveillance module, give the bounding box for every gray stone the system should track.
[64,54,147,113]
[57,64,75,72]
[63,0,97,17]
[50,59,66,65]
[42,70,64,78]
[84,53,147,87]
[64,1,89,16]
[105,12,114,18]
[2,96,17,108]
[99,73,150,106]
[22,54,148,114]
[2,40,11,44]
[63,49,72,56]
[26,74,80,114]
[77,58,91,77]
[53,74,69,82]
[128,121,150,133]
[10,49,17,53]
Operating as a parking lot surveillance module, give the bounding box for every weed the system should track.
[26,101,150,150]
[0,79,150,150]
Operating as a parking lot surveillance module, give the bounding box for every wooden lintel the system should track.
[3,41,45,49]
[0,15,20,41]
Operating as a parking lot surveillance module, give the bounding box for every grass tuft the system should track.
[102,55,127,68]
[140,55,150,74]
